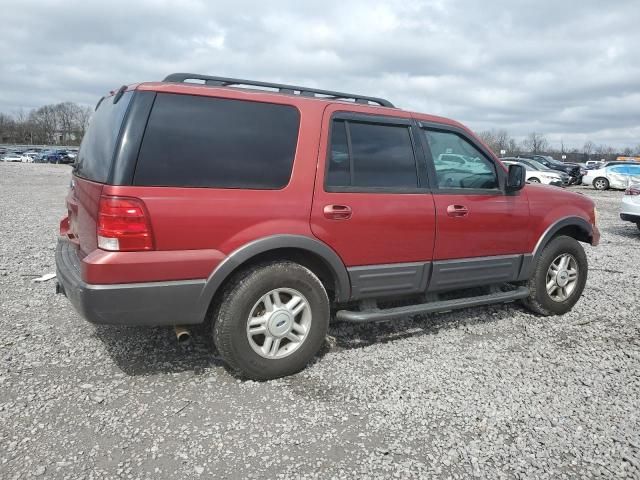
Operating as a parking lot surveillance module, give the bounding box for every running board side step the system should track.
[336,286,530,323]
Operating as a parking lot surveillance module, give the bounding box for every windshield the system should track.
[544,156,564,166]
[525,159,555,172]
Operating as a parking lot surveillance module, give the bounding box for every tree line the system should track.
[477,129,640,162]
[0,102,93,146]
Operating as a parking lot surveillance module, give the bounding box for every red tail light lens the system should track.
[97,196,154,251]
[59,215,70,236]
[625,186,640,196]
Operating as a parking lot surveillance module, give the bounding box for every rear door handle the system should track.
[323,204,352,220]
[446,204,469,217]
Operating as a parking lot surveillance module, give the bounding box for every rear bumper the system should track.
[55,239,206,326]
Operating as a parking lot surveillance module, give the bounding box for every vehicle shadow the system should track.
[92,323,225,377]
[604,224,640,241]
[94,302,528,377]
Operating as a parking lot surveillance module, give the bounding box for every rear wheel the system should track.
[593,177,609,190]
[522,235,588,316]
[212,261,330,380]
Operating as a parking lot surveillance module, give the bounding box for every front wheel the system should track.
[522,235,588,316]
[528,177,541,184]
[593,177,609,190]
[212,261,330,380]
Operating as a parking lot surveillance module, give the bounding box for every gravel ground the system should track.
[1,162,639,479]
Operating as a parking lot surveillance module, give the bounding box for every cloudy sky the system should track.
[1,0,639,148]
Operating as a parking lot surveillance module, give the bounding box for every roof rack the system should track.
[162,73,395,108]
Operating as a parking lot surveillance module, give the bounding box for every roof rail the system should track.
[162,73,395,108]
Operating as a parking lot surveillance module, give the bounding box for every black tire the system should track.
[636,223,640,232]
[593,177,609,190]
[528,177,541,183]
[522,235,588,316]
[212,261,329,380]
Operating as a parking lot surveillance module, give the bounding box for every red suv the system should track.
[56,73,600,380]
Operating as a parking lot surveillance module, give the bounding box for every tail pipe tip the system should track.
[174,325,191,344]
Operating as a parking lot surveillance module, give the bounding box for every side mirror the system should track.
[506,164,526,192]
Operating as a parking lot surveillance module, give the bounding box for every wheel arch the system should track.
[534,216,594,256]
[519,216,595,281]
[197,235,350,319]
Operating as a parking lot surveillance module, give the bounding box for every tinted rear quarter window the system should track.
[75,91,133,183]
[133,93,300,189]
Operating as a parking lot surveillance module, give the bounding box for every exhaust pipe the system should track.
[174,325,191,344]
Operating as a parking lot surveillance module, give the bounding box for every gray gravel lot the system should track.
[1,163,639,479]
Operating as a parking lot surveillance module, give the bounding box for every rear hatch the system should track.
[65,90,134,257]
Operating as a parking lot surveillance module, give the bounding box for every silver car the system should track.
[620,184,640,231]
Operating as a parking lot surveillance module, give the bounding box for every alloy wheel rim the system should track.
[246,288,312,359]
[595,179,606,189]
[546,253,579,302]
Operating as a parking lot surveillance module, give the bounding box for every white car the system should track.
[501,160,564,186]
[583,164,640,190]
[620,184,640,231]
[23,152,39,163]
[1,154,26,162]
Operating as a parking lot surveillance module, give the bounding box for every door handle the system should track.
[446,204,469,217]
[323,204,352,220]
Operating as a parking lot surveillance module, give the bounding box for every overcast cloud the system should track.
[1,0,638,148]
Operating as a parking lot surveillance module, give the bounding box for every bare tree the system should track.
[523,132,549,154]
[75,106,93,139]
[0,113,16,143]
[477,129,512,156]
[583,141,594,158]
[477,130,497,153]
[29,105,58,144]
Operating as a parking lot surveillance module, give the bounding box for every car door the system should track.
[607,165,629,189]
[628,165,640,186]
[310,106,436,300]
[415,122,531,290]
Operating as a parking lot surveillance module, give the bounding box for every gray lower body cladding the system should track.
[55,239,205,326]
[347,254,533,301]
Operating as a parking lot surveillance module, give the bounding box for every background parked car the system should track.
[586,160,604,170]
[586,160,636,171]
[583,164,640,190]
[501,159,565,186]
[1,153,28,162]
[518,155,582,184]
[37,149,73,164]
[620,184,640,231]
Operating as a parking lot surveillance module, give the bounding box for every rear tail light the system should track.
[59,215,70,236]
[625,186,640,196]
[97,196,154,251]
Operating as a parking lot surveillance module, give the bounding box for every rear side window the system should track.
[75,91,133,183]
[133,93,300,189]
[326,119,418,189]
